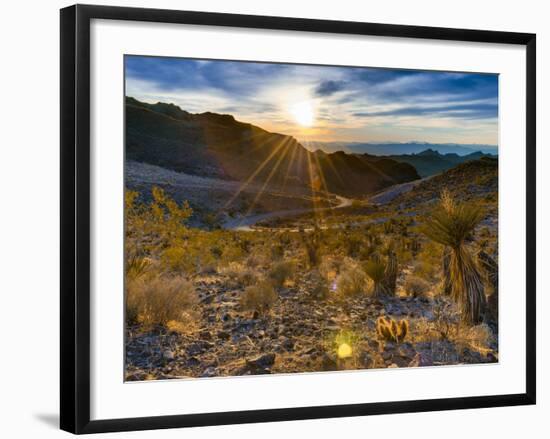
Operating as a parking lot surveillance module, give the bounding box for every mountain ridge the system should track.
[125,97,420,197]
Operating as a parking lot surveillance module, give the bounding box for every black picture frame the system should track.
[60,4,536,434]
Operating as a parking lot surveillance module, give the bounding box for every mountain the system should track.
[384,157,498,210]
[126,97,420,197]
[381,148,497,177]
[302,141,498,156]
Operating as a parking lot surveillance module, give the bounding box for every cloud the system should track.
[353,102,498,120]
[125,55,498,144]
[314,80,346,96]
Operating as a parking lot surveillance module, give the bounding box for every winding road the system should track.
[223,194,352,231]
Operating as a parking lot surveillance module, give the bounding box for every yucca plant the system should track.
[421,190,486,324]
[478,250,499,324]
[364,258,387,297]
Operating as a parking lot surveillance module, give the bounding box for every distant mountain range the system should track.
[378,148,497,177]
[126,97,420,197]
[302,141,498,156]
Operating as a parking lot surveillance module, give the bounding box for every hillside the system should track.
[126,97,420,197]
[380,148,497,177]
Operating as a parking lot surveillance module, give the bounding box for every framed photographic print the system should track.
[60,4,536,434]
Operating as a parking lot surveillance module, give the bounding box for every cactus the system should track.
[376,316,409,343]
[382,249,398,296]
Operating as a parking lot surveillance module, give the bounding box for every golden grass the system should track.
[126,275,198,327]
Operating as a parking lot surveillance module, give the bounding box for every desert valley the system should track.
[124,96,499,380]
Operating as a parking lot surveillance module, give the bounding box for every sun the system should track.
[289,101,315,127]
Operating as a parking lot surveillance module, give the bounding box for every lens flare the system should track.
[337,343,353,359]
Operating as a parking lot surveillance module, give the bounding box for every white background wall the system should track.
[0,0,546,437]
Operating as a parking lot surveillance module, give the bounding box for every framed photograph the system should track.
[60,4,536,434]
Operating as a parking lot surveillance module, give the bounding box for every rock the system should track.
[162,350,175,361]
[282,338,295,351]
[321,353,338,371]
[187,356,200,366]
[486,352,498,363]
[461,348,483,363]
[388,363,399,368]
[199,330,212,340]
[217,330,231,341]
[246,353,276,370]
[408,352,433,367]
[200,367,218,378]
[187,341,214,356]
[367,339,380,350]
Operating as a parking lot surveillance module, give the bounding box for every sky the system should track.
[125,55,498,145]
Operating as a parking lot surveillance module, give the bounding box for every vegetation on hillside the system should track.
[125,158,499,380]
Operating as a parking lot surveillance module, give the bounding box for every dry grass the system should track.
[404,275,431,298]
[219,262,257,286]
[336,260,371,297]
[126,275,198,327]
[268,260,296,287]
[240,281,278,315]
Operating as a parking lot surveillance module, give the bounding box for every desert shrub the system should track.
[421,189,486,324]
[125,187,192,255]
[126,275,198,327]
[404,275,431,298]
[270,243,285,261]
[268,260,296,287]
[376,316,409,343]
[161,245,187,272]
[455,323,494,352]
[126,254,152,281]
[219,262,257,286]
[337,261,370,297]
[240,281,278,315]
[318,256,342,282]
[308,270,330,300]
[300,227,322,267]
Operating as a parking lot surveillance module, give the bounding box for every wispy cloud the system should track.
[125,56,498,145]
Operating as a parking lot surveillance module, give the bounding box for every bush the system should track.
[337,262,370,297]
[220,262,257,286]
[308,270,330,300]
[126,276,198,327]
[404,275,431,298]
[268,260,296,287]
[240,281,278,315]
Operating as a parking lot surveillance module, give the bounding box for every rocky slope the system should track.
[126,272,497,381]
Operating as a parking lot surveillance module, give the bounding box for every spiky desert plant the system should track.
[441,247,453,296]
[478,250,498,323]
[300,226,322,267]
[364,258,388,297]
[421,191,487,324]
[382,249,398,296]
[376,316,409,343]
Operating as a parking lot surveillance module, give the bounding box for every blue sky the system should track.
[125,55,498,145]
